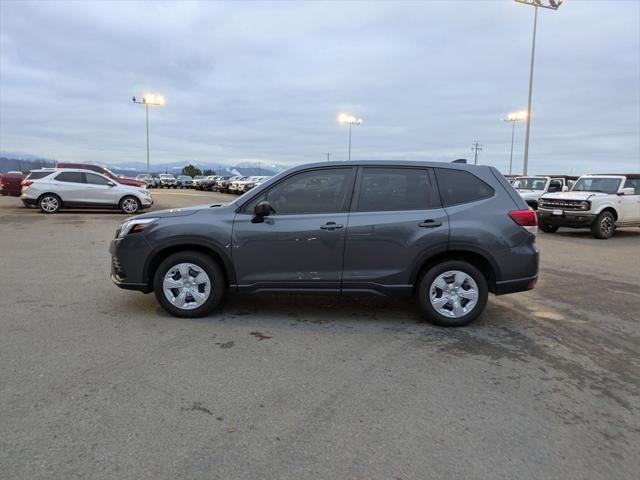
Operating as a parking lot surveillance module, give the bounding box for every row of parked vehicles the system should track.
[192,175,272,194]
[510,173,640,239]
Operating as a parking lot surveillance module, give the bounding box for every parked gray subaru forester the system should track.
[110,161,539,326]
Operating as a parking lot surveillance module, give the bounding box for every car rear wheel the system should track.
[39,193,61,214]
[591,211,615,239]
[153,251,225,318]
[119,196,140,214]
[418,260,488,327]
[539,223,559,233]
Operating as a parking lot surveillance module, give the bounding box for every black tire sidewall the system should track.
[540,223,559,233]
[153,251,225,318]
[591,211,615,239]
[418,260,488,327]
[119,196,140,214]
[39,193,61,214]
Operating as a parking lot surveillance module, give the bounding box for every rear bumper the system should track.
[494,275,538,295]
[538,209,596,227]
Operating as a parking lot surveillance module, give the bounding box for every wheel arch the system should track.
[143,240,235,290]
[412,249,498,294]
[597,206,618,221]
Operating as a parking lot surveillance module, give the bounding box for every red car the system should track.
[56,163,145,188]
[1,171,26,196]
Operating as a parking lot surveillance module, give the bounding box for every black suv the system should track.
[110,161,539,326]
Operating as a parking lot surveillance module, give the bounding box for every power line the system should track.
[471,141,483,165]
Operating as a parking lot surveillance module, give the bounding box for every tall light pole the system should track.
[339,113,362,161]
[502,110,528,174]
[514,0,563,175]
[132,93,165,175]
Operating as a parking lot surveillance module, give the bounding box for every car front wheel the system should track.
[539,223,559,233]
[153,251,225,318]
[119,196,140,214]
[591,211,615,239]
[418,260,488,327]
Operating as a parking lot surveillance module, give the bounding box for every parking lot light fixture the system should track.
[514,0,563,175]
[502,110,528,175]
[132,93,165,175]
[339,113,362,161]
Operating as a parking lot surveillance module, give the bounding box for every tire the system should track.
[119,196,140,214]
[153,251,225,318]
[539,223,559,233]
[39,193,61,214]
[417,260,488,327]
[591,211,615,239]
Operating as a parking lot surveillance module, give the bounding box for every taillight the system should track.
[509,209,537,234]
[22,180,33,187]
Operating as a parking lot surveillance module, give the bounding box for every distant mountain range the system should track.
[0,152,286,177]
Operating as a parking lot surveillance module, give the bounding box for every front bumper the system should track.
[109,234,153,293]
[538,209,596,228]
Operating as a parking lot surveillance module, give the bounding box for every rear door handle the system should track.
[419,219,442,228]
[320,222,344,231]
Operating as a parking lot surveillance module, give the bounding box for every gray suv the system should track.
[110,161,539,326]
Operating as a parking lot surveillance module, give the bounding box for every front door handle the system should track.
[320,222,344,231]
[419,219,442,228]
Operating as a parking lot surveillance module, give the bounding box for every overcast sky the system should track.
[1,0,639,174]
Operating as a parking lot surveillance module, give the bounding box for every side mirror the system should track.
[562,185,569,192]
[251,201,272,223]
[620,187,635,196]
[108,182,116,187]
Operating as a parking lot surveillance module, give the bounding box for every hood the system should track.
[133,203,231,220]
[541,191,606,201]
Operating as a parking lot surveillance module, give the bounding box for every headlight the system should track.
[118,217,158,238]
[580,201,590,210]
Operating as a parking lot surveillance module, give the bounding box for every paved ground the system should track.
[1,191,639,480]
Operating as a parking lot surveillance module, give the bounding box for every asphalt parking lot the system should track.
[1,190,639,480]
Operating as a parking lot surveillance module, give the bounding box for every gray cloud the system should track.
[1,0,638,174]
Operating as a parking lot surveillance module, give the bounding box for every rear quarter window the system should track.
[27,171,52,180]
[435,169,494,207]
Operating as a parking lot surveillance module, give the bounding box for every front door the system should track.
[232,167,356,292]
[342,167,449,293]
[84,172,118,206]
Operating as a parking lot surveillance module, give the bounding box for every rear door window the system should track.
[434,169,494,206]
[55,172,85,183]
[355,167,437,212]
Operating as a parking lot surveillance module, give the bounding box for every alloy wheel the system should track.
[41,196,59,213]
[121,197,139,214]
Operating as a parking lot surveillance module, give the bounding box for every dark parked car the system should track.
[1,171,25,196]
[56,163,146,188]
[110,161,539,327]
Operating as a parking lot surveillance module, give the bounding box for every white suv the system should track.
[513,175,577,210]
[538,174,640,238]
[21,168,153,214]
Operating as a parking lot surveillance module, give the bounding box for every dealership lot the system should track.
[0,191,639,479]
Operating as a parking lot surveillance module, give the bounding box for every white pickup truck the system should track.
[513,175,578,210]
[537,174,640,239]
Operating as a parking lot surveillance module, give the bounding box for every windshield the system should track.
[160,174,174,179]
[513,177,547,190]
[572,177,621,194]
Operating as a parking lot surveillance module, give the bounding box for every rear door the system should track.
[52,171,87,204]
[342,167,449,294]
[84,172,117,206]
[621,178,640,222]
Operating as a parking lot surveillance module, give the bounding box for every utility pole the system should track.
[326,152,331,162]
[471,141,483,165]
